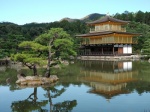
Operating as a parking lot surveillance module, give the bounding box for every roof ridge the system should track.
[87,15,129,25]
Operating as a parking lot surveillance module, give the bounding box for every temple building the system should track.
[77,15,140,56]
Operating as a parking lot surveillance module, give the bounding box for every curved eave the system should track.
[76,31,112,37]
[89,89,130,99]
[76,31,141,38]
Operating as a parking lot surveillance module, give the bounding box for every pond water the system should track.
[0,60,150,112]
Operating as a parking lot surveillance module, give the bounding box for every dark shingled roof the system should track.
[76,31,140,37]
[87,16,129,25]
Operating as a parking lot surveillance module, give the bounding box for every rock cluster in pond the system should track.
[16,74,59,86]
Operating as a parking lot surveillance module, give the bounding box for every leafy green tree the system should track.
[13,28,76,77]
[144,12,150,25]
[135,10,145,23]
[128,12,135,21]
[142,39,150,55]
[0,34,26,58]
[126,21,150,53]
[35,28,77,77]
[0,20,88,59]
[12,41,47,76]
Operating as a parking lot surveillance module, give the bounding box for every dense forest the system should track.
[0,20,89,58]
[115,11,150,54]
[0,10,150,59]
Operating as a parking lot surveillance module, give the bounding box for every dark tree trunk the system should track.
[23,63,38,76]
[47,90,53,112]
[33,64,38,76]
[45,39,51,78]
[27,87,37,103]
[44,33,58,78]
[33,88,37,102]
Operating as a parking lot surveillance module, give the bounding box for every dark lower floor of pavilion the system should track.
[79,44,133,56]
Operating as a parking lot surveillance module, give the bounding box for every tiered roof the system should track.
[77,15,140,37]
[87,15,129,25]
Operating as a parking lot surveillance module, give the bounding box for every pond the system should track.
[0,60,150,112]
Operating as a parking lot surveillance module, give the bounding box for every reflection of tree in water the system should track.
[42,87,77,112]
[52,100,77,112]
[11,87,48,112]
[127,81,150,94]
[11,86,77,112]
[127,61,150,94]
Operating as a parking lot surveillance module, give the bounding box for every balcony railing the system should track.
[81,38,136,45]
[90,28,126,33]
[90,28,96,33]
[121,28,126,32]
[79,52,132,56]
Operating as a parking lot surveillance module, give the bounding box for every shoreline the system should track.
[77,55,146,61]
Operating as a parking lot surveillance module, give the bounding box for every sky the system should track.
[0,0,150,25]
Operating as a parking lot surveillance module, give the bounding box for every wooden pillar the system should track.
[113,46,114,55]
[102,47,104,54]
[113,61,115,70]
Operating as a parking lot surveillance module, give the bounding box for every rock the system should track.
[16,80,20,84]
[41,77,47,81]
[20,82,27,85]
[70,56,75,59]
[148,58,150,63]
[50,75,59,80]
[53,65,60,69]
[28,81,42,85]
[70,61,74,64]
[61,60,69,65]
[17,74,26,79]
[25,76,39,81]
[16,75,59,86]
[16,78,27,83]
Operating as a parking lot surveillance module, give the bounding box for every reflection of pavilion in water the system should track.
[80,61,138,98]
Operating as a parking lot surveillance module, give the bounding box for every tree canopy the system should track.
[12,28,77,77]
[142,38,150,55]
[35,28,76,59]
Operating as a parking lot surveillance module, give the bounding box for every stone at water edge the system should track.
[16,78,26,84]
[16,75,59,85]
[25,76,39,81]
[50,75,59,80]
[148,59,150,63]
